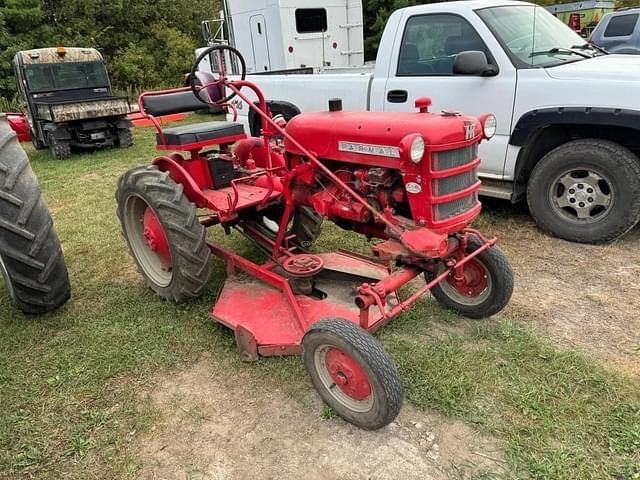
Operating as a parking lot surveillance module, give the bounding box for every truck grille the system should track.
[430,144,480,222]
[431,145,478,171]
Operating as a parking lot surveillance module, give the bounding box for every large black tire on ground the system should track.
[302,318,404,430]
[0,117,71,314]
[527,139,640,244]
[116,165,212,302]
[48,135,71,160]
[428,236,513,319]
[290,206,323,249]
[116,128,134,149]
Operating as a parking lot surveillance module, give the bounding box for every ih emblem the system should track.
[464,122,475,140]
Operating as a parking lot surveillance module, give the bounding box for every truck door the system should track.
[250,15,271,72]
[380,13,517,179]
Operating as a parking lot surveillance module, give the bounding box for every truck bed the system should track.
[34,96,130,123]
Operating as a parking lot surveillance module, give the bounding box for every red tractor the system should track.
[116,46,513,430]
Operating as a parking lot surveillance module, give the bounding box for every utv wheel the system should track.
[49,136,71,160]
[117,128,133,148]
[116,165,212,302]
[302,318,404,430]
[527,139,640,244]
[428,236,513,319]
[0,118,71,314]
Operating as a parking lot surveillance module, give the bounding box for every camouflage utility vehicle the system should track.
[13,47,132,159]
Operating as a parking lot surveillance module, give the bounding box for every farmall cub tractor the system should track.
[116,46,513,430]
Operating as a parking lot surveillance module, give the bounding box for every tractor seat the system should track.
[159,121,245,147]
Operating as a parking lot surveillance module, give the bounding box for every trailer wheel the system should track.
[0,119,71,314]
[427,236,513,319]
[49,135,70,160]
[116,165,212,302]
[302,318,404,430]
[117,128,133,148]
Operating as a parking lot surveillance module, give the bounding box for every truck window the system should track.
[295,8,327,34]
[603,14,639,37]
[397,14,488,76]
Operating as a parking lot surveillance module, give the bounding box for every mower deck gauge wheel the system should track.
[302,318,404,430]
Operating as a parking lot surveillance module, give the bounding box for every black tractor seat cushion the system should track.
[158,121,245,146]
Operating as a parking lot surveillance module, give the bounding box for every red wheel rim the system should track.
[142,207,172,270]
[447,258,488,298]
[323,347,372,401]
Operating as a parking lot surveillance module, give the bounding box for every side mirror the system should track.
[453,51,498,77]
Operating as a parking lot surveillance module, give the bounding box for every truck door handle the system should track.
[387,90,408,103]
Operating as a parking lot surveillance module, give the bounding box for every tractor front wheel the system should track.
[302,318,404,430]
[116,166,212,302]
[427,236,513,319]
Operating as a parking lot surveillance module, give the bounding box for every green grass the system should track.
[1,120,639,479]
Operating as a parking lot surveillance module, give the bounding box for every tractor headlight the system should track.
[481,114,497,140]
[409,135,425,163]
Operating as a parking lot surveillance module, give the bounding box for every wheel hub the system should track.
[142,208,172,270]
[554,170,612,221]
[324,347,371,401]
[449,259,488,297]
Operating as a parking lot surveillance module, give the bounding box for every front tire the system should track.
[428,236,513,319]
[116,166,212,302]
[302,318,404,430]
[0,118,71,314]
[527,139,640,244]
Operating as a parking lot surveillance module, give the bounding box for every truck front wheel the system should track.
[527,139,640,244]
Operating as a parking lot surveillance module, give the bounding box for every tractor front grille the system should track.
[431,144,478,171]
[430,144,480,222]
[434,193,479,221]
[432,168,477,196]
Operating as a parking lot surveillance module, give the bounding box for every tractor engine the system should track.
[282,98,495,239]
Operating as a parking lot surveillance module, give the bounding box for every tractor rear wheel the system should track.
[116,165,212,302]
[302,318,404,430]
[427,236,513,319]
[0,118,71,314]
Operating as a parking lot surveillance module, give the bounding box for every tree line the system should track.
[0,0,631,105]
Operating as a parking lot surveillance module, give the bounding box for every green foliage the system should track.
[0,0,220,102]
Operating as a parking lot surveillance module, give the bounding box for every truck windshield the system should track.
[477,5,589,67]
[24,62,109,92]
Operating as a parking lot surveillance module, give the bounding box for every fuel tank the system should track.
[284,105,482,167]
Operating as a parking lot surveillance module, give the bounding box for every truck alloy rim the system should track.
[124,195,173,287]
[550,168,613,223]
[0,254,15,299]
[314,345,374,412]
[440,258,491,305]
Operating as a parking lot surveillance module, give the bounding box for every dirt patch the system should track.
[485,203,640,376]
[137,358,507,480]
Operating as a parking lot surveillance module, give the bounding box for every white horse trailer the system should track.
[198,0,364,74]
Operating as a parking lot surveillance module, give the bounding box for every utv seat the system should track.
[140,89,246,149]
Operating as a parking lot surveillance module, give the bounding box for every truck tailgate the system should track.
[34,97,130,122]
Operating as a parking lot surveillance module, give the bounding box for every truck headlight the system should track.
[409,135,425,163]
[481,114,497,139]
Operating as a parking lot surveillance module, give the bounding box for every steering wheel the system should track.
[190,45,247,105]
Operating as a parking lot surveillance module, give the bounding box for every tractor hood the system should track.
[284,110,482,167]
[546,55,640,82]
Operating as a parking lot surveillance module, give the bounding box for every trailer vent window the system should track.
[295,8,328,34]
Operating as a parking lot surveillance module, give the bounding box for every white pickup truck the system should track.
[230,0,640,244]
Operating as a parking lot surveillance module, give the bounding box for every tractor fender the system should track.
[42,123,71,140]
[152,156,211,209]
